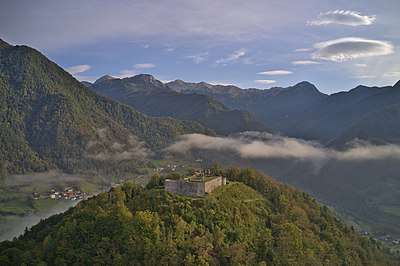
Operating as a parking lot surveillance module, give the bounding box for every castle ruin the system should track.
[165,176,227,197]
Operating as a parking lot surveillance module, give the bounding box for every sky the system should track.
[1,0,399,94]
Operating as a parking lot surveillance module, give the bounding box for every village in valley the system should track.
[32,187,86,201]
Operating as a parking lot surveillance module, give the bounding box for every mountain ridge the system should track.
[90,75,269,135]
[0,40,213,175]
[167,78,400,144]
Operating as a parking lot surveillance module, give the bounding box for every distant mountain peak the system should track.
[128,74,156,83]
[394,80,400,89]
[125,74,166,89]
[294,80,315,88]
[290,81,322,94]
[94,75,116,84]
[295,80,314,86]
[170,79,186,85]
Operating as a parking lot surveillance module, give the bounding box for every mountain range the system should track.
[89,75,268,135]
[87,73,400,146]
[167,79,400,145]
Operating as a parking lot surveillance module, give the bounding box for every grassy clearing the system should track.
[77,181,99,194]
[211,182,263,202]
[133,176,151,186]
[0,197,30,209]
[33,199,71,213]
[0,197,33,215]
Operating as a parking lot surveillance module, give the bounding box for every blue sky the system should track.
[1,0,399,94]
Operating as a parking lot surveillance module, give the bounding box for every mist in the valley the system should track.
[167,132,400,170]
[0,170,110,241]
[4,170,90,187]
[0,201,77,241]
[0,128,155,241]
[167,131,400,234]
[85,128,153,161]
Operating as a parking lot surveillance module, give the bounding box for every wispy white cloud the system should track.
[216,48,247,65]
[334,141,400,161]
[167,133,324,161]
[66,64,91,74]
[292,60,321,65]
[257,70,292,75]
[3,1,306,50]
[186,52,209,64]
[355,63,367,67]
[295,48,312,52]
[86,129,152,161]
[134,63,155,69]
[351,75,374,79]
[241,57,254,65]
[167,132,400,171]
[208,81,235,86]
[255,79,276,84]
[65,64,94,81]
[164,47,175,52]
[308,10,375,26]
[312,37,393,62]
[384,71,400,77]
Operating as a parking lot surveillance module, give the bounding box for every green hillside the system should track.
[329,103,400,147]
[0,168,395,265]
[0,40,212,175]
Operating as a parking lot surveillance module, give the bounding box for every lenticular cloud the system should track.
[308,10,375,26]
[312,38,393,62]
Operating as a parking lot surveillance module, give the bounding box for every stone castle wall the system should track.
[165,179,205,197]
[204,176,224,193]
[165,176,226,197]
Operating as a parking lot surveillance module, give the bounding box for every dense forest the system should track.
[0,39,212,176]
[0,167,396,265]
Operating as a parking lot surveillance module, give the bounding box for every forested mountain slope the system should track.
[0,168,395,265]
[0,40,212,175]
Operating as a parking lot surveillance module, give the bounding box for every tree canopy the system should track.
[0,167,396,265]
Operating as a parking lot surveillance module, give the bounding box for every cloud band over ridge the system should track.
[167,132,400,164]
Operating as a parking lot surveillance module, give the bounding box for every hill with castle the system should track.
[0,167,395,265]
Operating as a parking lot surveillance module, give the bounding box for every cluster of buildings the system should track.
[364,231,400,248]
[379,234,400,245]
[154,164,186,173]
[32,187,85,201]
